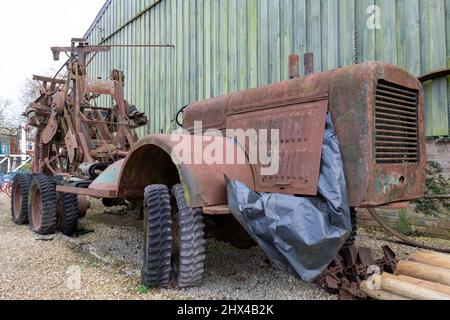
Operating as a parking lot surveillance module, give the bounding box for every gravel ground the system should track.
[1,193,449,300]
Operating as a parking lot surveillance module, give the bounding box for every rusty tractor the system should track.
[12,38,428,289]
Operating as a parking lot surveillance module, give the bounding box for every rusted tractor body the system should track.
[112,61,425,210]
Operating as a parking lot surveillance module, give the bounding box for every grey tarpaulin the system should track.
[226,113,352,282]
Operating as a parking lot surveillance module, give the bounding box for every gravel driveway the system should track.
[1,194,449,300]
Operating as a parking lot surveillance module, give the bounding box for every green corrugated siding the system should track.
[86,0,450,137]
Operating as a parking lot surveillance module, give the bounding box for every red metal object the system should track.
[316,245,398,300]
[304,52,314,76]
[27,38,147,178]
[227,100,328,195]
[182,61,426,208]
[116,134,255,207]
[418,67,450,83]
[31,59,425,212]
[289,54,300,79]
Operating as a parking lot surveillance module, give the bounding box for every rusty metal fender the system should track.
[116,134,255,208]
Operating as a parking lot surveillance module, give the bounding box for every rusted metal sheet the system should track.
[116,134,255,207]
[326,62,426,207]
[56,185,116,198]
[315,245,397,300]
[89,159,125,193]
[304,53,315,76]
[185,73,329,196]
[202,205,232,215]
[227,100,328,195]
[418,68,450,83]
[85,78,116,95]
[288,54,300,79]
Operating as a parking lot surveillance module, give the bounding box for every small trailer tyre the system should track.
[142,185,173,288]
[11,173,32,225]
[28,175,58,235]
[171,184,206,288]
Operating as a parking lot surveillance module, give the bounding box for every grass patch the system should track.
[397,208,412,235]
[137,285,150,295]
[87,262,98,269]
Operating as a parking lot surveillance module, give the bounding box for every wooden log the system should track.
[395,260,450,286]
[360,280,410,300]
[383,273,450,296]
[381,274,450,300]
[411,251,450,270]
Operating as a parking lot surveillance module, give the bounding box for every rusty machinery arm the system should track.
[28,38,168,175]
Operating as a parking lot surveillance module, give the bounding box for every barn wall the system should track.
[85,0,450,137]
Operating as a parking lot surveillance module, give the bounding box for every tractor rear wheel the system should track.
[58,192,79,236]
[170,184,206,288]
[342,208,358,249]
[11,173,32,225]
[28,175,58,235]
[141,185,173,288]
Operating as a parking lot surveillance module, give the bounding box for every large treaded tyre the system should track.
[141,185,173,288]
[342,208,358,249]
[11,173,32,225]
[171,184,206,288]
[58,192,79,236]
[28,175,58,235]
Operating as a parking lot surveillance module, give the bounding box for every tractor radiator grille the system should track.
[375,80,419,164]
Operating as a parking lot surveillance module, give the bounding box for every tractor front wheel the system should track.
[170,184,206,288]
[141,185,173,288]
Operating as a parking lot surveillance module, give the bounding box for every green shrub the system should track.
[18,162,32,173]
[414,161,450,216]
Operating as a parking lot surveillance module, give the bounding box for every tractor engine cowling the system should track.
[183,62,426,208]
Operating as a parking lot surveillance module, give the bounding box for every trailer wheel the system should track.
[11,173,32,225]
[58,192,79,236]
[171,184,206,288]
[28,175,58,235]
[342,208,358,249]
[142,185,173,288]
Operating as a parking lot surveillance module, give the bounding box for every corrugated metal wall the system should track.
[86,0,450,137]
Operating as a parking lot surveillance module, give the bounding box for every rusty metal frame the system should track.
[418,67,450,83]
[27,38,148,177]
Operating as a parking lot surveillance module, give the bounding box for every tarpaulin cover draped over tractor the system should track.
[227,114,352,282]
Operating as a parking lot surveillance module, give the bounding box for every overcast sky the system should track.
[0,0,105,113]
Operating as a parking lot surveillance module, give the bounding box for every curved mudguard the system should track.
[94,134,255,208]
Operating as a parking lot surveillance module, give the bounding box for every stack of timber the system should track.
[361,251,450,300]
